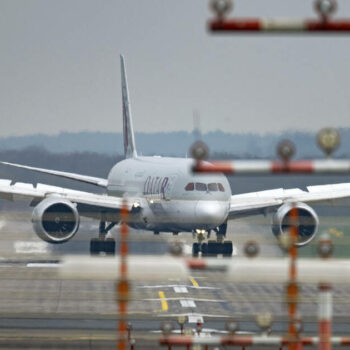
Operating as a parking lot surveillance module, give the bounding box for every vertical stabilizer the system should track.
[120,55,137,158]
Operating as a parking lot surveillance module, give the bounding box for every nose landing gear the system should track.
[192,230,207,257]
[192,224,233,257]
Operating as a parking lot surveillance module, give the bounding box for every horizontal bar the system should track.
[160,335,350,346]
[59,256,189,281]
[193,160,350,174]
[60,257,350,284]
[209,18,350,33]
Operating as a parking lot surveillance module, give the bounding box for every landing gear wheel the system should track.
[223,241,233,257]
[201,243,208,257]
[90,238,102,255]
[205,240,233,257]
[90,238,116,256]
[207,240,218,257]
[104,238,116,255]
[192,243,199,257]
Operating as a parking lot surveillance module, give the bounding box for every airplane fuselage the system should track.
[107,156,231,232]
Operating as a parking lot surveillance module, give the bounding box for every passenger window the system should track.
[195,183,207,191]
[208,183,218,192]
[185,183,194,191]
[218,183,225,192]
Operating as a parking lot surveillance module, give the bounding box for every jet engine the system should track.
[272,202,319,247]
[32,197,80,243]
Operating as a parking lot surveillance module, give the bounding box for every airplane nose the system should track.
[195,201,227,225]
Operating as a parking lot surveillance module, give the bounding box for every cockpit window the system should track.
[208,183,218,192]
[218,183,225,192]
[195,182,207,191]
[185,182,194,191]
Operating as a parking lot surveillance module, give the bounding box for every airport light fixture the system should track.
[277,140,296,162]
[161,321,174,336]
[317,233,334,259]
[210,0,232,18]
[291,317,304,336]
[279,232,294,251]
[177,315,188,334]
[225,319,239,334]
[127,322,133,341]
[314,0,337,19]
[190,141,209,161]
[244,240,259,258]
[317,127,340,157]
[196,319,203,335]
[169,241,184,256]
[255,311,274,333]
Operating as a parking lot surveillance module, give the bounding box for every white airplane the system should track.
[1,55,350,256]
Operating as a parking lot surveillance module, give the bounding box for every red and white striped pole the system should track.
[193,159,350,175]
[318,283,333,350]
[159,335,350,347]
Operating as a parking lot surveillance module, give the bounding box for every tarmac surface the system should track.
[0,212,349,349]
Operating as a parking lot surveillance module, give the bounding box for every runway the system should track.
[0,213,349,348]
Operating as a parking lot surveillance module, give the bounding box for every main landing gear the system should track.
[90,221,118,255]
[192,224,233,258]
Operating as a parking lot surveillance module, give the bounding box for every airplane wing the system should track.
[0,161,108,187]
[0,179,133,220]
[229,183,350,219]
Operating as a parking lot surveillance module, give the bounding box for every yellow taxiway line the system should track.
[189,276,199,288]
[158,291,168,311]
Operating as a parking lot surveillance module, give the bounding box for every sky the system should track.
[1,0,350,137]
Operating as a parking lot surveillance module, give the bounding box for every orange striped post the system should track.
[117,200,129,350]
[287,206,302,350]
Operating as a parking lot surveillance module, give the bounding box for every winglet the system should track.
[120,55,137,159]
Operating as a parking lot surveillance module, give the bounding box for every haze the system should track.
[1,0,350,137]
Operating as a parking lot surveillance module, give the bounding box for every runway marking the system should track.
[158,291,168,311]
[145,297,225,302]
[26,263,60,268]
[189,276,199,288]
[138,285,217,290]
[167,312,230,320]
[174,286,188,293]
[180,299,196,308]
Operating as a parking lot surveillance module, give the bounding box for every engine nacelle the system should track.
[32,197,80,244]
[272,202,319,247]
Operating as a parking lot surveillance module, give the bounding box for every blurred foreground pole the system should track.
[318,283,333,350]
[117,200,129,350]
[193,160,350,175]
[287,207,302,350]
